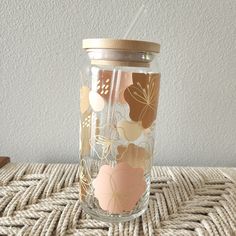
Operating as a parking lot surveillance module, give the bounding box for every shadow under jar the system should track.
[79,38,160,223]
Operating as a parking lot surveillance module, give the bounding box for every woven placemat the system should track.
[0,163,235,236]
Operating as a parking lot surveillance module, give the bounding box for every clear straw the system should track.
[123,4,145,39]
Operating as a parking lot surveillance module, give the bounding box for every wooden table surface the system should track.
[0,156,10,168]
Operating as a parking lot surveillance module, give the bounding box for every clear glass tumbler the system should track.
[79,39,160,222]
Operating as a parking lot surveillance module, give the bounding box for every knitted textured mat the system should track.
[0,164,236,236]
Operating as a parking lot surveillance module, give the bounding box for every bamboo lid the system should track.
[82,38,160,53]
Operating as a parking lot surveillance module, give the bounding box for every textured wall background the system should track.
[0,0,236,166]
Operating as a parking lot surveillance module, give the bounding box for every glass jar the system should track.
[79,39,160,223]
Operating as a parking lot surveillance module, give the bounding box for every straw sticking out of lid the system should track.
[123,4,146,39]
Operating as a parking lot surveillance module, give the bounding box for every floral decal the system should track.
[92,162,146,214]
[117,120,143,141]
[91,135,115,160]
[96,70,133,103]
[80,111,91,156]
[97,70,113,101]
[90,123,118,161]
[117,71,133,104]
[116,143,150,170]
[79,159,92,201]
[80,111,99,156]
[89,91,105,112]
[124,73,160,129]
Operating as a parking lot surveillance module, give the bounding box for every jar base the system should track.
[81,203,148,223]
[80,173,151,223]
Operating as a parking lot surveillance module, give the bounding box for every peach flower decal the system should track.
[92,162,146,214]
[116,143,150,170]
[124,73,160,129]
[117,120,143,141]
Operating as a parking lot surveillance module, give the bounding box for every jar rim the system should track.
[82,38,160,53]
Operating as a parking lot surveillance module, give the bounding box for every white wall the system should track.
[1,0,235,166]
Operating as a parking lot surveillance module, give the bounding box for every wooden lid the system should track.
[83,38,160,53]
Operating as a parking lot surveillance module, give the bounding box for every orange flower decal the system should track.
[117,71,133,104]
[97,70,113,101]
[124,73,160,129]
[92,162,146,214]
[116,144,150,170]
[96,70,133,103]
